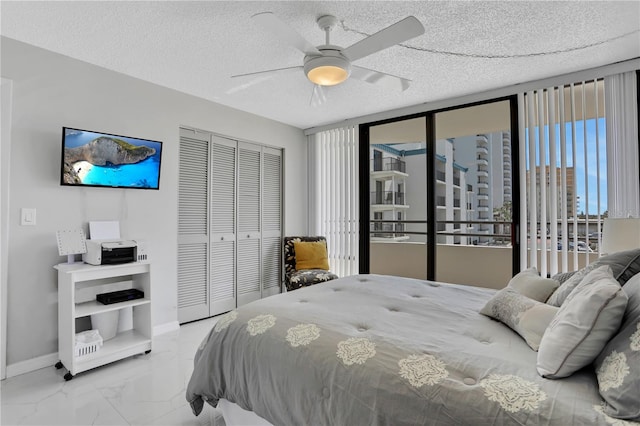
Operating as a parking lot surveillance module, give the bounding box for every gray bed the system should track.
[186,274,621,425]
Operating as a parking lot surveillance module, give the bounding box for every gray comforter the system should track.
[186,274,614,425]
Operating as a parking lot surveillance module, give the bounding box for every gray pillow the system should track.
[593,273,640,421]
[550,270,577,285]
[507,267,559,302]
[547,263,598,306]
[537,265,628,378]
[480,287,559,351]
[547,248,640,307]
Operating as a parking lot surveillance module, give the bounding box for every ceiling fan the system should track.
[231,12,425,104]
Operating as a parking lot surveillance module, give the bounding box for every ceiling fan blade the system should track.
[228,66,302,94]
[342,16,425,62]
[231,65,303,79]
[252,12,321,56]
[226,75,275,95]
[310,84,328,107]
[351,65,411,92]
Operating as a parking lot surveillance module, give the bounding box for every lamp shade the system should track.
[601,218,640,255]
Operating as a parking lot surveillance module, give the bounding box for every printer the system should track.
[83,239,138,265]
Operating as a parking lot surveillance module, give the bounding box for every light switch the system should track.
[21,208,36,226]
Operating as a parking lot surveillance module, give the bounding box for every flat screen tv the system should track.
[61,127,163,190]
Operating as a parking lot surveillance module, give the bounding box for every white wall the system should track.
[371,243,599,290]
[370,242,427,280]
[0,37,307,369]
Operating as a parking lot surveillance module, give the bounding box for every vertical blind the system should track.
[518,72,640,275]
[308,126,359,277]
[519,80,606,277]
[605,71,640,218]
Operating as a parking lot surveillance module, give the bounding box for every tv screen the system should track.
[61,127,162,190]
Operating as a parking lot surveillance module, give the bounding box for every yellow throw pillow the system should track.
[294,241,330,271]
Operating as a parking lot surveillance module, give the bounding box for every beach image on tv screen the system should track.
[62,129,162,189]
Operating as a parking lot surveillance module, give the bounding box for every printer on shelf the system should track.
[83,240,138,265]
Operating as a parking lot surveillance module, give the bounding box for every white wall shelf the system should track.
[54,262,152,380]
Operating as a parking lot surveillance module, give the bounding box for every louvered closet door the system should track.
[210,136,237,316]
[237,142,262,306]
[177,129,210,323]
[262,147,283,297]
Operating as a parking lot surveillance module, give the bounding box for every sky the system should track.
[526,117,607,216]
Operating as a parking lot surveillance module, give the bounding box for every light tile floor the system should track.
[1,317,224,426]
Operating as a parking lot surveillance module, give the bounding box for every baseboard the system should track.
[153,320,180,336]
[4,322,180,379]
[5,352,58,378]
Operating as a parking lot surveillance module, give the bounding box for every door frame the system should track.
[1,78,14,379]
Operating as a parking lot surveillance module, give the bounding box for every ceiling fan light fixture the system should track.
[304,53,351,86]
[307,65,348,86]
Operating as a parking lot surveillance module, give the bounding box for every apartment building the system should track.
[370,131,513,246]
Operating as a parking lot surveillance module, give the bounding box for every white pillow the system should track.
[480,287,558,351]
[507,267,559,302]
[537,265,628,379]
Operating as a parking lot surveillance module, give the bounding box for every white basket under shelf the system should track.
[75,330,103,357]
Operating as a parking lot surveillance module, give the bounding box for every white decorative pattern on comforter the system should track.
[187,274,622,425]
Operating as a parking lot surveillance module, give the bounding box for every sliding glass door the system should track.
[366,116,429,279]
[433,100,517,288]
[360,97,519,286]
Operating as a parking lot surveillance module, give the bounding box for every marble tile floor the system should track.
[1,317,225,426]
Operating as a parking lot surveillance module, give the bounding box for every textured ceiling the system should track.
[2,1,639,129]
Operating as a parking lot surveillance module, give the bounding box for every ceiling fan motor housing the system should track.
[304,46,352,86]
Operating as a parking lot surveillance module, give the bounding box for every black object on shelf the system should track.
[96,288,144,305]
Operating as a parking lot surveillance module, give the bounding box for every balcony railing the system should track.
[371,157,406,173]
[371,221,406,238]
[371,191,405,205]
[436,197,464,208]
[526,220,605,252]
[439,220,512,245]
[439,224,464,232]
[370,219,513,245]
[370,219,602,253]
[436,170,446,182]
